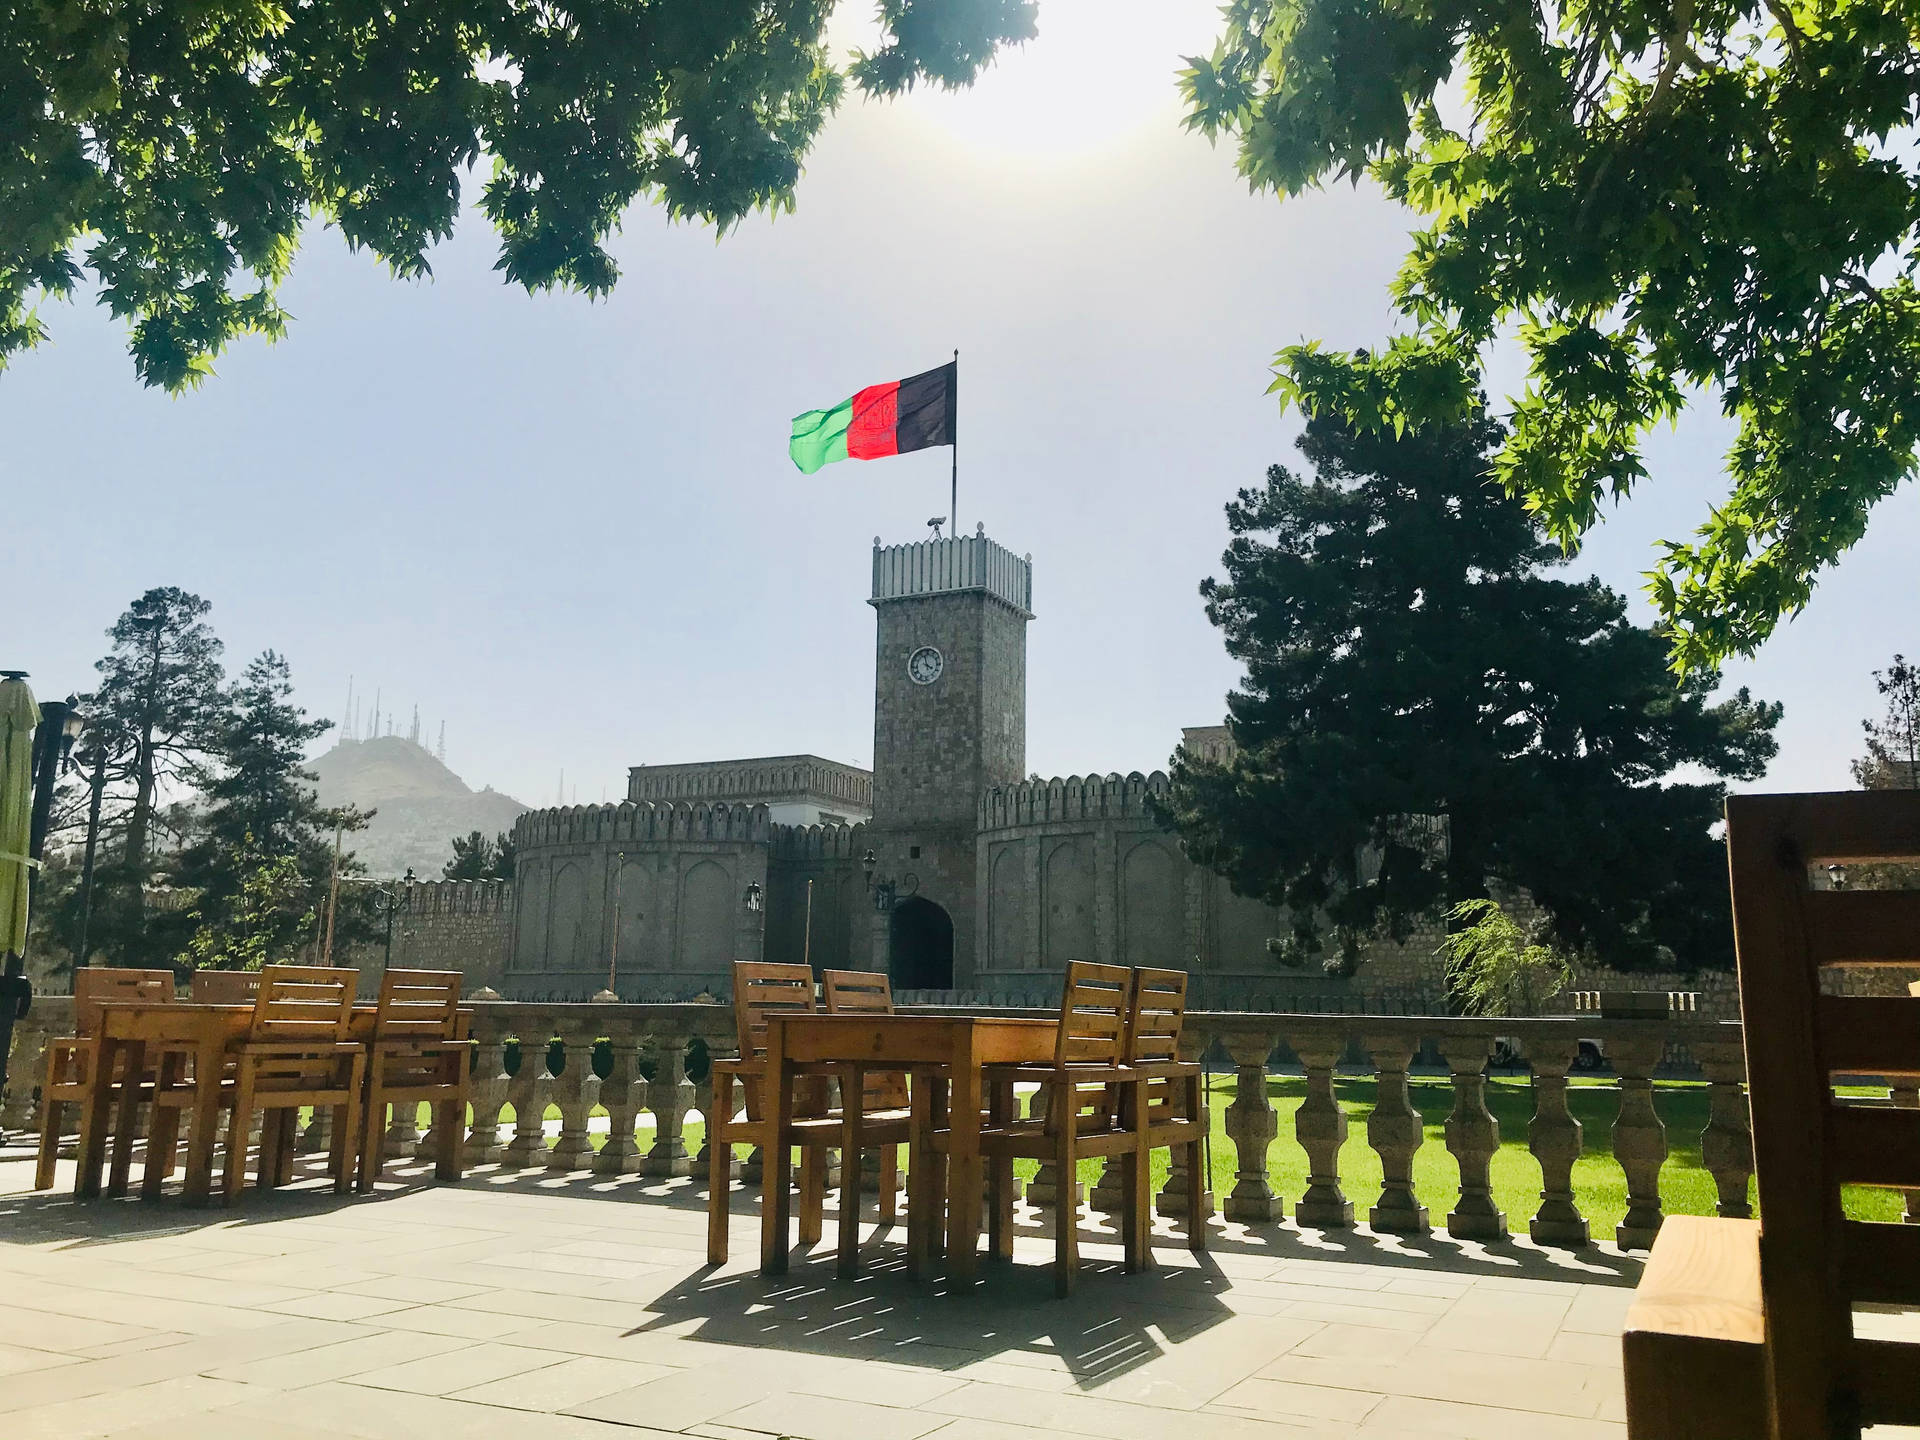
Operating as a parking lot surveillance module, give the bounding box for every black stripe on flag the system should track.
[895,362,955,455]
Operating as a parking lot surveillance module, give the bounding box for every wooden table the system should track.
[75,1001,435,1205]
[760,1013,1057,1283]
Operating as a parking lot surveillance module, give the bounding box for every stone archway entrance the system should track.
[888,896,954,991]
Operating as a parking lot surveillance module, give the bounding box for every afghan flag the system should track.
[789,361,956,474]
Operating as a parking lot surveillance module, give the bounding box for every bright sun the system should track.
[833,0,1225,165]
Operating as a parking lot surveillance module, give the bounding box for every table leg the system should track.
[142,1051,185,1200]
[945,1027,985,1283]
[75,1035,120,1199]
[107,1038,147,1197]
[907,1070,935,1280]
[760,1020,794,1276]
[182,1034,224,1207]
[837,1066,865,1279]
[987,1074,1014,1262]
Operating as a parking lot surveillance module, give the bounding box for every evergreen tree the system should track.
[1851,655,1920,790]
[87,588,226,965]
[444,830,516,881]
[176,652,366,969]
[1157,412,1783,974]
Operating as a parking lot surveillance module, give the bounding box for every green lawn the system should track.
[454,1072,1909,1232]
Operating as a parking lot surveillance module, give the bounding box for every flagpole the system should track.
[951,348,959,531]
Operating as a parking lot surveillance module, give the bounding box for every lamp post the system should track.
[0,690,84,1138]
[71,713,108,968]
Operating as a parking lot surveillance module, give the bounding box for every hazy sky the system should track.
[3,1,1914,807]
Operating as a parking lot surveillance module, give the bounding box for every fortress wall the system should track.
[340,878,515,992]
[505,801,773,1001]
[764,822,868,972]
[627,757,873,812]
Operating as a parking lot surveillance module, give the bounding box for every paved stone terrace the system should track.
[0,1145,1665,1440]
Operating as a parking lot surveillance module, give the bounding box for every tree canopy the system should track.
[1853,653,1920,790]
[2,0,1035,389]
[1155,411,1782,974]
[1182,0,1920,669]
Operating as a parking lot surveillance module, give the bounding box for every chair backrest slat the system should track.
[249,965,357,1043]
[190,969,261,1006]
[1725,789,1920,1436]
[73,968,174,1036]
[823,969,908,1108]
[1124,966,1189,1064]
[1053,961,1132,1068]
[374,968,463,1039]
[730,961,817,1123]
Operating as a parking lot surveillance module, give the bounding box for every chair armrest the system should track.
[1127,1060,1203,1078]
[711,1058,763,1078]
[981,1063,1145,1083]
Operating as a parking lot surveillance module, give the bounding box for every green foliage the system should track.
[1439,898,1573,1018]
[1155,410,1782,972]
[1184,0,1920,667]
[1852,653,1920,790]
[184,833,316,971]
[443,828,516,880]
[1,0,1035,390]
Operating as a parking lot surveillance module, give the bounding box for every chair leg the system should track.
[1185,1137,1207,1253]
[328,1101,354,1189]
[34,1096,65,1191]
[798,1146,825,1246]
[1054,1121,1078,1298]
[359,1079,386,1193]
[707,1124,732,1267]
[334,1057,364,1196]
[255,1106,283,1191]
[143,1057,185,1200]
[1126,1135,1152,1274]
[223,1076,254,1206]
[435,1097,463,1181]
[879,1145,899,1226]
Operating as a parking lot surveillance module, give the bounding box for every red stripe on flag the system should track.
[847,381,900,459]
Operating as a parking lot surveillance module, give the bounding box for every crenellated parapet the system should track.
[514,799,773,850]
[626,755,872,813]
[978,770,1172,832]
[400,878,512,917]
[768,819,868,863]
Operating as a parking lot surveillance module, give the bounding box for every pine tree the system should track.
[444,831,516,881]
[1157,412,1784,973]
[1851,656,1920,790]
[86,588,226,965]
[176,652,367,969]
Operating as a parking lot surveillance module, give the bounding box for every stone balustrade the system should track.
[1,997,1767,1251]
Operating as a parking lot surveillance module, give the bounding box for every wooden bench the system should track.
[1625,791,1920,1440]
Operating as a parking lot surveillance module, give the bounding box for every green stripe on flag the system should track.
[789,395,853,473]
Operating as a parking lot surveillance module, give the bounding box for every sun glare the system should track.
[837,0,1223,165]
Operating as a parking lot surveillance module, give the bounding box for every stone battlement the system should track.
[399,878,512,917]
[514,800,773,849]
[978,770,1171,831]
[627,755,872,811]
[768,820,869,862]
[871,531,1033,616]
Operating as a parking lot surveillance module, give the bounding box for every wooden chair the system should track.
[142,970,263,1195]
[1624,791,1920,1440]
[33,968,174,1190]
[971,960,1148,1296]
[1126,966,1208,1254]
[706,962,913,1267]
[219,965,364,1202]
[357,969,469,1191]
[821,969,908,1230]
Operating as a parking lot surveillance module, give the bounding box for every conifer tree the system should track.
[1158,412,1783,973]
[1852,655,1920,791]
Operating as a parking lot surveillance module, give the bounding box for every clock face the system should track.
[907,646,945,685]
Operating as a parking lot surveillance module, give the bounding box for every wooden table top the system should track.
[769,1012,1058,1065]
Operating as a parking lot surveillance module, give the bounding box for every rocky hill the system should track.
[309,735,528,879]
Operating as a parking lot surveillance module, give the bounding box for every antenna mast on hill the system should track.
[373,688,381,739]
[436,722,446,763]
[409,705,420,745]
[343,675,354,741]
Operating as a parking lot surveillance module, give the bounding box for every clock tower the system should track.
[868,529,1032,988]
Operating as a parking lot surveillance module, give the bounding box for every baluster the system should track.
[690,1070,721,1181]
[594,1028,643,1174]
[1026,1082,1081,1209]
[0,1010,50,1133]
[464,1014,512,1166]
[546,1025,597,1171]
[1157,1027,1215,1219]
[1364,1033,1428,1233]
[501,1020,553,1168]
[384,1093,421,1160]
[742,1145,765,1187]
[1524,1033,1588,1246]
[1287,1029,1352,1229]
[1695,1034,1754,1220]
[298,1104,333,1156]
[1223,1031,1282,1223]
[644,1034,694,1176]
[1440,1035,1506,1241]
[1611,1033,1668,1250]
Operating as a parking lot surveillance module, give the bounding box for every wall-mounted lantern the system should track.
[744,881,764,914]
